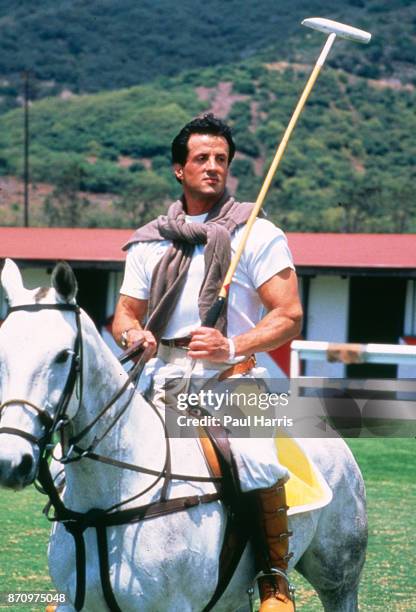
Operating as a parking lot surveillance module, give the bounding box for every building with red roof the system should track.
[1,227,415,273]
[1,228,415,378]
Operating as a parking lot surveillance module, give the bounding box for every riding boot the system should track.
[247,479,295,612]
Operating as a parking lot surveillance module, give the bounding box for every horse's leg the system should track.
[293,439,368,612]
[297,549,362,612]
[295,489,367,611]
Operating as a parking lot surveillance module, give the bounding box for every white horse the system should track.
[0,259,367,612]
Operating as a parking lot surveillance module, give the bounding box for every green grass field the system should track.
[0,439,414,611]
[292,439,416,611]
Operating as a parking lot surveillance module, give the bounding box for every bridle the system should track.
[0,303,82,456]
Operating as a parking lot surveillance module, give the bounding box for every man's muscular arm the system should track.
[112,295,157,360]
[188,267,302,362]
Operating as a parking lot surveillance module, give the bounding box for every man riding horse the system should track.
[112,114,302,611]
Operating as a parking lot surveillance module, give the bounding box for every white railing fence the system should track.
[290,340,416,378]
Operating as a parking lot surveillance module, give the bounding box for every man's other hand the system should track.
[188,327,230,362]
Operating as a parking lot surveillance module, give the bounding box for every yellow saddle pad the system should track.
[276,435,332,515]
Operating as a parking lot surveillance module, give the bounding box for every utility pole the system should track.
[23,70,30,227]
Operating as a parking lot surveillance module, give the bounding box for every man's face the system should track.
[174,133,229,201]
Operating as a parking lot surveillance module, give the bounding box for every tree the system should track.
[337,182,382,232]
[43,162,90,227]
[385,181,416,233]
[117,171,170,225]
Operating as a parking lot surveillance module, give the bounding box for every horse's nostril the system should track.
[17,454,34,477]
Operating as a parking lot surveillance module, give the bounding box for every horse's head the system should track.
[0,259,80,489]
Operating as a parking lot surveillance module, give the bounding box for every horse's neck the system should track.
[64,319,168,511]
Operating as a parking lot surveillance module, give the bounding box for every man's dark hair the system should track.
[171,113,235,166]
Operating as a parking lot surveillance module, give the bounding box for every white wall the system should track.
[304,275,350,376]
[106,271,123,318]
[102,271,124,356]
[398,279,416,378]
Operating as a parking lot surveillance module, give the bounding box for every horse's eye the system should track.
[55,350,70,364]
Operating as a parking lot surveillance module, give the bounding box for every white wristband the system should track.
[228,337,236,361]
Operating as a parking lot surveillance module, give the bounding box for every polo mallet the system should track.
[203,17,371,328]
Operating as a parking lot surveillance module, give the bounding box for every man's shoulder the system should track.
[233,215,287,242]
[128,238,170,253]
[122,217,166,251]
[253,216,285,235]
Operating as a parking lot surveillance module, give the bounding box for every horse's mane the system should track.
[34,287,50,302]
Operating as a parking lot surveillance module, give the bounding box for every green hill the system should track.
[0,0,415,114]
[1,54,414,232]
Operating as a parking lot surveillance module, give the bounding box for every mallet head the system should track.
[302,17,371,44]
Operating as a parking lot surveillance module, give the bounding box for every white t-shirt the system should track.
[120,214,295,339]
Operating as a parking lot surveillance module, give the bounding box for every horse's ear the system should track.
[1,258,25,301]
[51,261,78,302]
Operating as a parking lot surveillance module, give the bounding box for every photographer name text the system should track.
[177,414,293,428]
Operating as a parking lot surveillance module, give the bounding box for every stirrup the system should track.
[247,569,296,612]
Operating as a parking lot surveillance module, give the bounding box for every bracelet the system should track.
[120,328,137,349]
[228,337,236,360]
